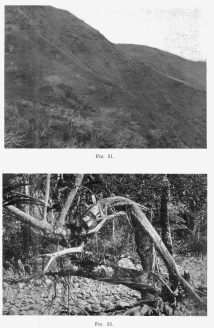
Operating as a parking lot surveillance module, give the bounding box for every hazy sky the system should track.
[55,0,206,61]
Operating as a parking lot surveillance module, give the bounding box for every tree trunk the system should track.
[134,224,151,272]
[160,175,173,255]
[30,175,42,271]
[160,175,177,290]
[43,174,51,221]
[96,197,202,302]
[58,174,84,227]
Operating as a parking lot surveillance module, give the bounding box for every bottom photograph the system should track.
[2,174,207,316]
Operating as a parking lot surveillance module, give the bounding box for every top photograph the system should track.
[4,5,206,148]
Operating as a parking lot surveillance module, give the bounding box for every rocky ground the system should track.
[3,276,142,315]
[2,255,207,316]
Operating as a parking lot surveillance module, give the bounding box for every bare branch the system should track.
[43,242,85,273]
[5,205,66,239]
[87,211,127,235]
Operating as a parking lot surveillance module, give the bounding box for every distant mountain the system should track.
[5,6,206,148]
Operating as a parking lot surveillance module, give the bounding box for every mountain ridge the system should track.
[5,5,206,148]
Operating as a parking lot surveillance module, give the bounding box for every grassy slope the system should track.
[5,6,206,148]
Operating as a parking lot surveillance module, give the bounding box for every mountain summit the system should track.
[5,6,206,148]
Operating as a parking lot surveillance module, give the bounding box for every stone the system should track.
[45,279,53,287]
[101,300,111,307]
[140,304,152,316]
[91,305,101,312]
[4,302,11,307]
[34,295,42,303]
[83,278,89,283]
[33,310,40,315]
[133,311,142,316]
[117,258,136,270]
[3,282,9,289]
[106,303,115,310]
[74,283,79,288]
[173,309,181,316]
[135,294,141,300]
[114,295,120,301]
[18,283,25,289]
[28,299,34,303]
[164,304,173,316]
[9,307,19,315]
[116,301,130,308]
[85,305,92,312]
[79,282,87,289]
[98,312,108,316]
[20,310,27,315]
[40,308,46,315]
[23,305,32,311]
[33,304,43,312]
[78,300,88,306]
[7,287,14,302]
[3,306,9,313]
[135,264,143,271]
[27,310,35,315]
[34,279,43,287]
[72,308,80,315]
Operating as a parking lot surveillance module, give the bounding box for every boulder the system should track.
[164,304,173,316]
[135,264,143,271]
[45,278,53,287]
[140,304,152,316]
[133,311,142,316]
[9,307,19,315]
[117,258,136,270]
[20,310,27,315]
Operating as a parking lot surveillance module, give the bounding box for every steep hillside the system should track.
[5,6,206,148]
[117,44,206,89]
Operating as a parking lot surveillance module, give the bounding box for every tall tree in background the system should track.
[160,174,178,291]
[160,175,173,255]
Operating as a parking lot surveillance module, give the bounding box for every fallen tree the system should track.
[3,174,203,303]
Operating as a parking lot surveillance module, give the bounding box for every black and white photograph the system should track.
[2,174,207,316]
[4,2,206,148]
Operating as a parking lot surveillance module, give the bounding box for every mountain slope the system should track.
[5,5,206,148]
